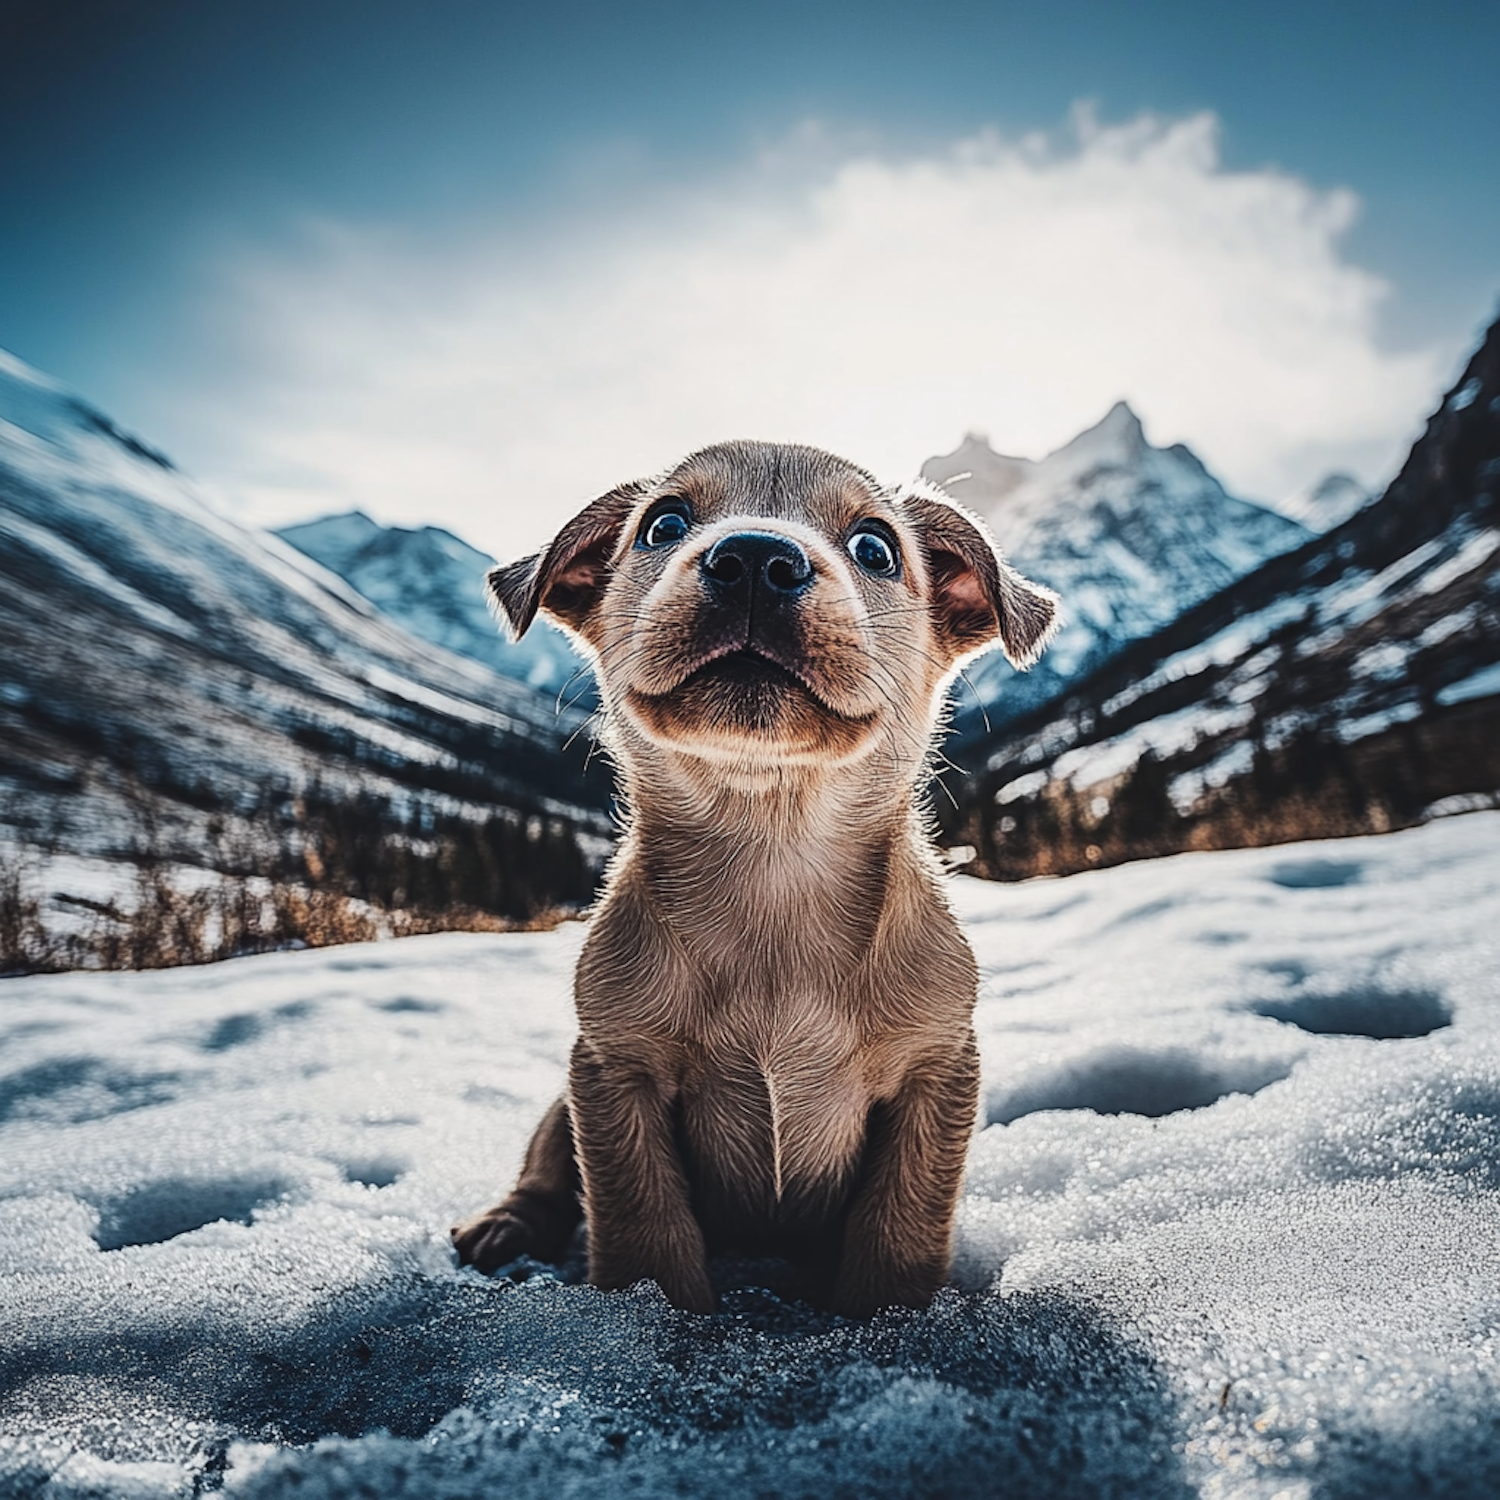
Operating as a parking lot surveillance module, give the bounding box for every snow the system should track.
[1418,604,1479,649]
[1350,641,1410,681]
[0,510,196,641]
[1415,528,1500,597]
[1447,377,1483,413]
[1333,700,1423,745]
[1166,740,1256,814]
[1048,703,1256,789]
[1317,540,1445,630]
[3,814,1499,1496]
[923,409,1308,732]
[994,770,1049,805]
[1102,603,1307,718]
[1423,792,1500,820]
[1437,661,1500,708]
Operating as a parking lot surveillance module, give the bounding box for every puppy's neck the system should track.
[617,740,926,957]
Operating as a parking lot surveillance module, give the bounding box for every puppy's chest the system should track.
[678,989,872,1196]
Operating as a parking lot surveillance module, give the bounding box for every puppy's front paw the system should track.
[830,1261,942,1319]
[451,1190,578,1274]
[451,1209,535,1274]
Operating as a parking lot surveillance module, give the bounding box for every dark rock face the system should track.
[945,315,1500,878]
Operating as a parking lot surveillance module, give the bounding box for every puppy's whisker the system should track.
[557,679,600,717]
[554,663,600,716]
[561,712,603,754]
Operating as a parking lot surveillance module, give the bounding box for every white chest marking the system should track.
[763,1062,785,1202]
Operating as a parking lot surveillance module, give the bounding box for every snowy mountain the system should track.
[3,811,1499,1497]
[1270,471,1372,532]
[0,350,610,923]
[944,314,1500,879]
[276,512,589,700]
[279,407,1299,743]
[922,404,1309,734]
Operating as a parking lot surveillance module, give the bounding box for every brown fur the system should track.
[452,440,1056,1315]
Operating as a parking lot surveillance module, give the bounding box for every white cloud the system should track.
[184,110,1452,560]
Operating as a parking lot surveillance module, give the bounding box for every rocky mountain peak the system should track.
[922,400,1156,515]
[944,311,1500,878]
[920,430,1032,503]
[1053,399,1147,467]
[277,511,587,696]
[1272,472,1371,532]
[918,399,1309,738]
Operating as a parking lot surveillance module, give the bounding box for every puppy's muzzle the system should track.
[693,530,820,689]
[700,531,814,604]
[623,520,882,754]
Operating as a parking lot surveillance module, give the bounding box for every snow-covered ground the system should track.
[2,814,1499,1498]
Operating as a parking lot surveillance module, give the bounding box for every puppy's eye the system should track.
[847,526,899,578]
[636,500,692,549]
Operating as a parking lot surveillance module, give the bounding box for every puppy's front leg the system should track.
[569,1038,714,1313]
[832,1037,980,1318]
[452,1095,582,1273]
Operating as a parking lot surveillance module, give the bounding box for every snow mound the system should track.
[3,814,1500,1497]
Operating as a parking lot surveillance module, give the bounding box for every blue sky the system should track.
[2,0,1496,554]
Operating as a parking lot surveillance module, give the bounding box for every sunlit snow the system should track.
[3,814,1499,1497]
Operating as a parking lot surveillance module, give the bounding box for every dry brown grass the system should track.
[389,904,577,938]
[0,856,577,976]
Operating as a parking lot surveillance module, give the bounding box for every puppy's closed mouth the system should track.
[687,648,809,694]
[641,648,865,721]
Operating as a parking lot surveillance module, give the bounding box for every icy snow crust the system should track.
[3,815,1499,1498]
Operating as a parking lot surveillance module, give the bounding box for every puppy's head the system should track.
[490,441,1056,774]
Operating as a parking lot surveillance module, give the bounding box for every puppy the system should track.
[453,441,1056,1315]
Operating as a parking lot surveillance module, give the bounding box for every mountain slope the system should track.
[276,512,587,698]
[922,404,1309,732]
[0,351,610,925]
[945,316,1500,877]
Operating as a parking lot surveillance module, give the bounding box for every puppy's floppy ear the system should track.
[904,488,1059,669]
[487,481,648,643]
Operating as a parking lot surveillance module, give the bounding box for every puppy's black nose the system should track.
[701,531,813,597]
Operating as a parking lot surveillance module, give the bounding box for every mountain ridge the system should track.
[941,314,1500,877]
[276,511,588,699]
[0,349,611,941]
[922,403,1311,732]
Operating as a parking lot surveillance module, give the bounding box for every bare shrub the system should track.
[261,885,381,951]
[390,904,576,939]
[1,775,598,975]
[0,861,575,976]
[0,857,58,975]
